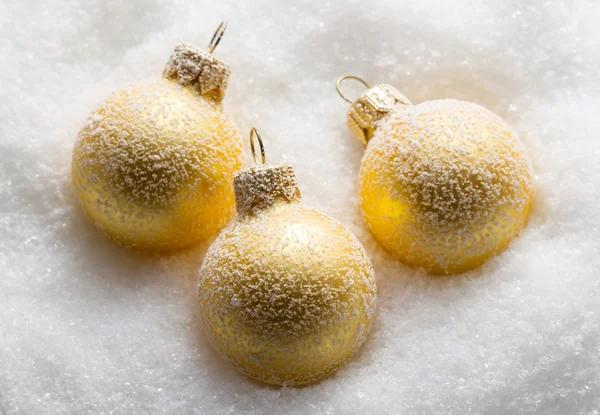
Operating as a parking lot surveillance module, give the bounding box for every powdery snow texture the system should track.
[0,1,599,414]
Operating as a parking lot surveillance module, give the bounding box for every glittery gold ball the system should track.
[198,202,376,386]
[72,79,243,251]
[359,99,534,274]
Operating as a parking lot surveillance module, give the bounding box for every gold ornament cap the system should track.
[337,76,412,145]
[162,22,230,101]
[233,128,301,216]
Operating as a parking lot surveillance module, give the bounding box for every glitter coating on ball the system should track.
[358,98,534,274]
[198,164,377,386]
[72,45,243,251]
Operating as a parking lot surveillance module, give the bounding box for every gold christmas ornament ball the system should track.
[343,81,534,274]
[72,42,243,251]
[198,161,377,386]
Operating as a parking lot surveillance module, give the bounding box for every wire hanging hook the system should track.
[208,21,227,54]
[336,75,370,103]
[250,128,267,166]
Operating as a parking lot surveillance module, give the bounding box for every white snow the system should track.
[1,0,599,414]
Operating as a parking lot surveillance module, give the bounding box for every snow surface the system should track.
[1,0,599,413]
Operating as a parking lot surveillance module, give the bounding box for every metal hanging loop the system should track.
[336,75,370,103]
[250,128,267,166]
[208,21,227,54]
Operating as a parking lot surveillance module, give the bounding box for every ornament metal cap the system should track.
[337,75,412,145]
[162,22,230,101]
[234,128,301,217]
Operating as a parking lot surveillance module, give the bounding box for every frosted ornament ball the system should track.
[337,76,534,274]
[72,23,243,252]
[198,129,377,386]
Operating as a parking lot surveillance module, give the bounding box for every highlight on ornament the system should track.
[71,22,243,252]
[337,75,534,274]
[197,128,377,386]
